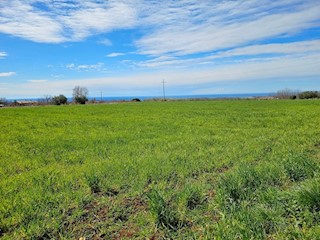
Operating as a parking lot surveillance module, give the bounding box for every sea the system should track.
[91,93,274,101]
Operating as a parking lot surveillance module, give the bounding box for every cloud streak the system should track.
[136,1,320,56]
[0,51,7,58]
[135,40,320,68]
[107,53,125,57]
[66,62,105,71]
[0,72,15,77]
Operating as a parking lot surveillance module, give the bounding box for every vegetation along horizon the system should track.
[0,99,320,239]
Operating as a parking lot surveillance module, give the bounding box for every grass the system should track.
[0,99,319,239]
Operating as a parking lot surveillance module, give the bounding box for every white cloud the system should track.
[0,0,138,43]
[0,0,318,56]
[136,40,320,68]
[0,52,7,58]
[107,53,125,57]
[211,40,320,58]
[66,62,105,71]
[0,0,65,43]
[0,72,15,77]
[99,39,112,46]
[136,2,320,56]
[27,80,48,83]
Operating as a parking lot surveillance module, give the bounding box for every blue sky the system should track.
[0,0,319,98]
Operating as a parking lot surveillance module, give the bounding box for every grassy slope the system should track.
[0,100,319,239]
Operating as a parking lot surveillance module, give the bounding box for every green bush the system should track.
[74,96,88,104]
[51,95,67,105]
[298,91,320,99]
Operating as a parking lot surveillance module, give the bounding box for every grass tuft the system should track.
[283,154,318,182]
[146,189,182,230]
[85,173,101,194]
[296,178,320,213]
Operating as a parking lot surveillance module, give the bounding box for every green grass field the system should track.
[1,100,319,239]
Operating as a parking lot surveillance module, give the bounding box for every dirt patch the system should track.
[113,224,139,239]
[122,196,148,213]
[216,165,229,173]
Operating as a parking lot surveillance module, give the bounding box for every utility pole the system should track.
[162,79,166,100]
[100,91,103,102]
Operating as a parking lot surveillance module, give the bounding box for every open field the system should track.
[0,100,320,239]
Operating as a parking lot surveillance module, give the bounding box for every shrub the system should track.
[51,95,67,105]
[74,96,88,104]
[298,91,319,99]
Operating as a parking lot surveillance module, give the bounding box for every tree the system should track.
[44,94,52,103]
[73,86,88,104]
[275,88,300,99]
[52,94,68,105]
[0,98,6,104]
[298,91,319,99]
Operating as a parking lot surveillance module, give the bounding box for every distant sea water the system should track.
[91,93,274,101]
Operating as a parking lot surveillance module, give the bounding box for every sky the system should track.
[0,0,320,99]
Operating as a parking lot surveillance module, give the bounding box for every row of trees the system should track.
[275,89,320,99]
[48,86,89,105]
[0,86,89,106]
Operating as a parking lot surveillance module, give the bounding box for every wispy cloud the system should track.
[0,0,137,43]
[0,72,15,77]
[27,80,48,83]
[0,52,7,58]
[136,1,320,56]
[136,40,320,68]
[66,62,105,71]
[0,1,65,43]
[99,39,112,46]
[107,53,125,57]
[1,0,319,55]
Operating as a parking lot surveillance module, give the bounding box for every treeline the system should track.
[0,86,89,107]
[275,89,320,99]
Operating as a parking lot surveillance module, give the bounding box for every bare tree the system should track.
[73,86,88,104]
[44,95,52,103]
[275,88,300,99]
